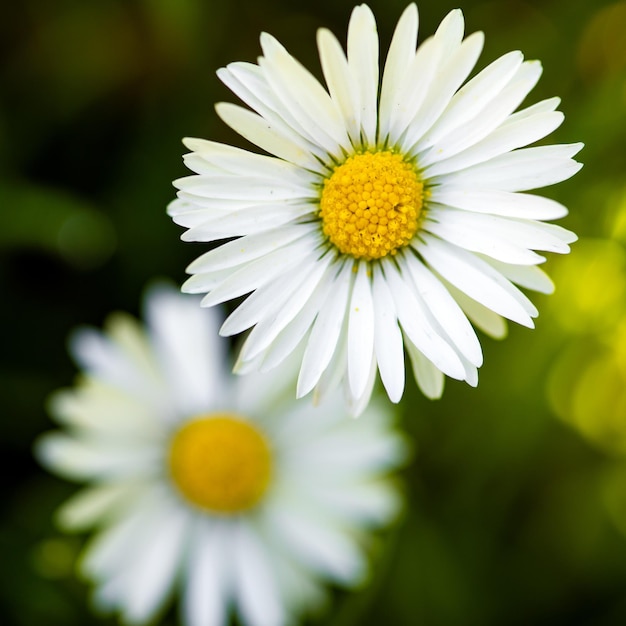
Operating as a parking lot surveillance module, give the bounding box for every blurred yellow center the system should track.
[320,151,424,260]
[168,414,272,514]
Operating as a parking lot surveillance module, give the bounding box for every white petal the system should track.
[382,261,465,379]
[258,264,337,373]
[444,281,509,339]
[434,142,584,192]
[216,102,317,168]
[417,234,537,326]
[173,174,310,200]
[399,13,482,151]
[313,315,348,406]
[425,208,566,265]
[233,520,285,626]
[179,202,314,241]
[81,487,164,579]
[47,383,157,437]
[220,253,323,337]
[348,262,376,399]
[317,28,361,143]
[54,483,137,531]
[183,266,247,295]
[346,349,378,418]
[234,252,334,360]
[404,338,445,399]
[422,110,565,177]
[268,506,366,584]
[187,224,314,273]
[401,252,482,366]
[145,285,226,418]
[182,137,315,184]
[122,503,189,624]
[482,258,555,294]
[378,3,419,142]
[37,433,159,480]
[217,63,327,166]
[183,519,231,626]
[429,188,569,220]
[420,59,542,166]
[69,317,160,405]
[386,35,439,143]
[304,479,401,525]
[199,238,315,308]
[347,4,379,145]
[417,50,523,150]
[259,33,348,156]
[297,261,353,397]
[371,265,405,402]
[425,210,542,265]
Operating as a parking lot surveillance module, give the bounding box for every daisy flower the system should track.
[168,3,582,414]
[35,285,406,626]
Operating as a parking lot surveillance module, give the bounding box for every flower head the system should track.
[169,3,582,414]
[36,285,406,626]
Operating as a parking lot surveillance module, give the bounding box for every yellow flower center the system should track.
[319,151,424,260]
[168,414,272,514]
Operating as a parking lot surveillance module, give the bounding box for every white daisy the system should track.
[168,3,582,414]
[35,285,406,626]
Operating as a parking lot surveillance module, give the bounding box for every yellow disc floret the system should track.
[168,414,272,514]
[320,151,424,260]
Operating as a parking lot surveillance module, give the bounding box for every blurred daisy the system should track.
[36,286,406,626]
[168,3,581,413]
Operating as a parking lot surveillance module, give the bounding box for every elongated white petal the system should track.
[183,520,231,626]
[425,207,575,266]
[347,4,379,145]
[233,521,285,626]
[445,281,509,338]
[200,238,314,308]
[182,137,315,184]
[217,62,328,164]
[37,433,159,480]
[268,506,366,584]
[187,225,314,273]
[317,28,361,142]
[348,263,376,399]
[122,503,189,624]
[429,188,569,220]
[482,257,555,294]
[236,253,334,360]
[173,175,310,200]
[180,203,314,241]
[259,33,348,156]
[418,235,536,326]
[418,49,522,150]
[423,110,565,177]
[404,338,445,399]
[401,252,482,366]
[346,349,378,417]
[298,262,353,397]
[383,261,465,379]
[420,59,542,166]
[379,3,419,141]
[259,265,339,373]
[216,102,317,168]
[400,29,484,151]
[146,285,226,418]
[425,209,546,265]
[54,483,137,531]
[435,142,584,191]
[371,265,405,402]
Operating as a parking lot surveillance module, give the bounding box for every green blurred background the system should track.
[2,0,626,624]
